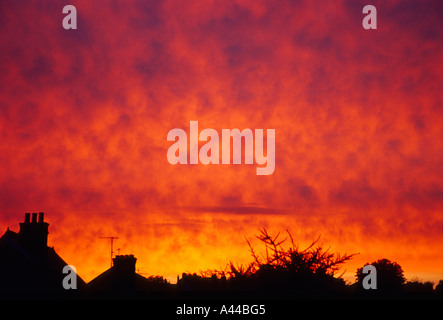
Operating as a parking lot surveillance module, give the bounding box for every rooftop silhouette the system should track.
[88,254,154,291]
[0,213,442,300]
[0,212,86,295]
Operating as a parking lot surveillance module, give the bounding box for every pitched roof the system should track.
[88,254,152,291]
[0,223,86,292]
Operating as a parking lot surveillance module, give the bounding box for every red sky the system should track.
[1,0,442,284]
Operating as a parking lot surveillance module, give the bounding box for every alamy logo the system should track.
[62,5,77,30]
[62,265,77,290]
[362,264,377,290]
[167,121,275,175]
[362,5,377,30]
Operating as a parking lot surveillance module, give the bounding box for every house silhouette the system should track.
[87,254,156,292]
[0,212,85,294]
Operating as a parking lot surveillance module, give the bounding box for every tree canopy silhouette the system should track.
[356,258,406,291]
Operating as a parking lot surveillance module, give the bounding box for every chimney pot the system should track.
[31,213,37,223]
[38,212,44,223]
[113,254,137,274]
[25,213,30,223]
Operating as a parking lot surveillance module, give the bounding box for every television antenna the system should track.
[99,236,119,268]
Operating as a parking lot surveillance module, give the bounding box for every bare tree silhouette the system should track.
[246,228,357,277]
[197,228,358,297]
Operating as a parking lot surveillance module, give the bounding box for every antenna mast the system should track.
[99,236,119,268]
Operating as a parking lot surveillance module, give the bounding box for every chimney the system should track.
[38,212,44,223]
[24,212,30,223]
[113,254,137,274]
[19,212,49,252]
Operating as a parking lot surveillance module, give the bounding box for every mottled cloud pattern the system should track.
[0,0,442,282]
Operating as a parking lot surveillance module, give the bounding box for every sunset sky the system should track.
[1,0,442,284]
